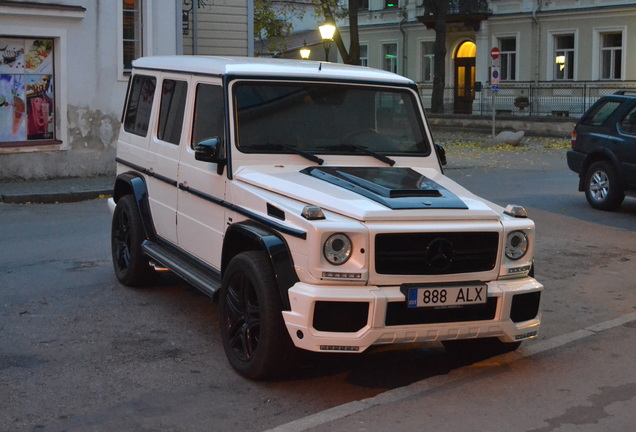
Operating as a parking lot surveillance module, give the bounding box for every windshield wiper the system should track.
[243,143,324,165]
[331,143,396,166]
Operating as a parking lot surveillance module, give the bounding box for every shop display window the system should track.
[0,37,55,145]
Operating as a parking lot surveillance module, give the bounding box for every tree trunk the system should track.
[430,1,448,114]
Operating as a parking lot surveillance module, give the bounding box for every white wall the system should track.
[0,0,180,180]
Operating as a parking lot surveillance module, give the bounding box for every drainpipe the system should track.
[532,0,541,85]
[192,2,198,55]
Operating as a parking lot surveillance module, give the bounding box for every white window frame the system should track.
[547,30,578,81]
[117,0,153,80]
[419,40,435,83]
[381,41,398,74]
[359,43,369,67]
[592,27,626,81]
[496,35,518,81]
[0,25,70,152]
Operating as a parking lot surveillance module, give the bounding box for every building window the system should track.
[499,38,516,81]
[600,32,622,80]
[0,37,55,145]
[123,0,143,73]
[382,43,398,74]
[420,41,435,82]
[385,0,398,8]
[359,44,368,67]
[554,34,574,80]
[359,0,369,10]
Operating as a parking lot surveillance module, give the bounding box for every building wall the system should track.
[0,0,180,180]
[182,0,253,56]
[339,0,636,86]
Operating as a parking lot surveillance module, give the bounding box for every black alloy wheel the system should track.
[219,251,297,380]
[111,195,155,286]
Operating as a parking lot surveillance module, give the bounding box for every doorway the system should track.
[454,41,476,114]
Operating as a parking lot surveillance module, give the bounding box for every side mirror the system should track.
[194,137,223,163]
[434,142,447,166]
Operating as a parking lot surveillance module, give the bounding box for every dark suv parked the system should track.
[567,91,636,210]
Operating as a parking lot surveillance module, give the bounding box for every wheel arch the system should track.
[222,221,299,310]
[579,149,622,191]
[113,172,156,241]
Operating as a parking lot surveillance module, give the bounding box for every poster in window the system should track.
[0,38,54,143]
[24,39,54,139]
[0,39,25,73]
[0,74,26,142]
[0,39,27,141]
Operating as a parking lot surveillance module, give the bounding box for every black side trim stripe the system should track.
[116,158,307,240]
[116,157,178,187]
[179,183,306,240]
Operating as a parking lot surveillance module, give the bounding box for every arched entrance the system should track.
[454,41,476,114]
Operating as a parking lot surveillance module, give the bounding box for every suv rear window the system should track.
[619,106,636,135]
[124,75,157,137]
[582,100,621,126]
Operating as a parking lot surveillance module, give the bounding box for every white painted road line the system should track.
[264,310,636,432]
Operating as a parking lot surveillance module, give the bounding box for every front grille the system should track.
[375,232,499,275]
[385,297,498,326]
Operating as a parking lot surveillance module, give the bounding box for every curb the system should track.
[0,189,113,204]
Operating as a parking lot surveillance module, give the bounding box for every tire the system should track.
[111,195,156,286]
[219,251,298,380]
[584,160,625,211]
[443,338,521,359]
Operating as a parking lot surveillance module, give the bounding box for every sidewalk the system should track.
[0,175,113,204]
[0,133,568,205]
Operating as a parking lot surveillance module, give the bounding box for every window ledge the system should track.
[0,1,86,19]
[0,140,64,153]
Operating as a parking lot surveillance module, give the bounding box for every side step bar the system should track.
[142,240,221,298]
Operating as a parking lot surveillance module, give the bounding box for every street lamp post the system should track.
[318,22,336,61]
[300,41,311,60]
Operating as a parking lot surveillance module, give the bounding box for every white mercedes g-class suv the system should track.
[108,56,542,379]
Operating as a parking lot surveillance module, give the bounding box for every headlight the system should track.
[323,233,352,265]
[505,231,529,260]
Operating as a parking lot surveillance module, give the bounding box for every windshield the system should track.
[233,81,431,158]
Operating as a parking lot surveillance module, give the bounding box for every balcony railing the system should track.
[419,0,491,30]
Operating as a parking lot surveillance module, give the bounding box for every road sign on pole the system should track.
[491,47,501,67]
[492,67,500,86]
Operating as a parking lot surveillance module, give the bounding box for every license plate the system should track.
[407,283,487,308]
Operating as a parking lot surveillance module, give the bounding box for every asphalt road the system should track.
[1,145,635,431]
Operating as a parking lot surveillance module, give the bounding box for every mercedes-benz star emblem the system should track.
[424,238,454,272]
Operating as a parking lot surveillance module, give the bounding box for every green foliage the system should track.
[254,0,297,54]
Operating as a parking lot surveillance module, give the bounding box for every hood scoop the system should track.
[301,166,468,210]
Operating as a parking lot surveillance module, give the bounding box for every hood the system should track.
[234,165,501,221]
[300,166,467,210]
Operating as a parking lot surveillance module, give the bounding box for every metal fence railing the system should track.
[418,81,636,117]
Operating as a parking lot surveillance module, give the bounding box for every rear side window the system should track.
[582,100,621,126]
[619,105,636,135]
[124,75,156,136]
[157,79,188,145]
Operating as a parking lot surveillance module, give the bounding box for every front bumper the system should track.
[282,278,543,353]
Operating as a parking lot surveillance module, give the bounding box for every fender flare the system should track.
[113,172,157,241]
[579,149,623,191]
[223,221,299,310]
